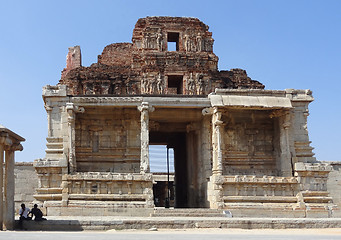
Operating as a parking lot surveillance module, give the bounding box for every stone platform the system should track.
[15,215,341,231]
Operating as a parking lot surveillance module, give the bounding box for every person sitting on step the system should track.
[19,203,32,229]
[30,204,47,221]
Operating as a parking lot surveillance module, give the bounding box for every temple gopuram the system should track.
[34,17,337,217]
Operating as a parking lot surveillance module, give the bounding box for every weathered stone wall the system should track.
[14,162,38,213]
[75,107,141,172]
[326,162,341,208]
[221,109,277,176]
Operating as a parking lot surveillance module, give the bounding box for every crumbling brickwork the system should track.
[59,17,264,96]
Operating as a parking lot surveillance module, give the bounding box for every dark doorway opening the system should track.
[167,75,183,94]
[150,132,188,208]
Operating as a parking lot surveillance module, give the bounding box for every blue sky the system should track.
[0,0,340,163]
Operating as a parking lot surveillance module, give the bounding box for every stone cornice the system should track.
[71,96,143,106]
[69,96,210,108]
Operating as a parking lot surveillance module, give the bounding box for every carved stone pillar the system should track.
[212,107,223,175]
[138,102,154,174]
[280,112,293,177]
[66,103,84,173]
[4,149,14,230]
[0,144,3,230]
[203,107,224,209]
[66,103,76,173]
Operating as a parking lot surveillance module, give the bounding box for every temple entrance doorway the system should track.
[150,131,194,208]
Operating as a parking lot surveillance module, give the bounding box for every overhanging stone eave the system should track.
[214,106,293,111]
[209,95,293,109]
[0,125,25,142]
[143,96,211,108]
[70,95,211,108]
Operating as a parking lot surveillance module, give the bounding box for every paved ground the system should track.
[1,229,341,240]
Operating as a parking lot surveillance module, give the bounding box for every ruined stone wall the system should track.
[14,162,38,213]
[75,107,140,172]
[221,109,277,176]
[326,162,341,209]
[98,43,133,66]
[59,17,264,97]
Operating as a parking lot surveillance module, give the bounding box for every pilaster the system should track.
[286,89,316,163]
[45,104,53,137]
[280,111,293,177]
[66,103,84,173]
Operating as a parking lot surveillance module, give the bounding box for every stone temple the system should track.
[34,16,337,217]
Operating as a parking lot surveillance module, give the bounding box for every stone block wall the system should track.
[221,109,277,176]
[14,162,38,213]
[75,107,141,172]
[326,162,341,208]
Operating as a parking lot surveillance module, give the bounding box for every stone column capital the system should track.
[213,108,223,126]
[202,107,213,116]
[138,102,155,113]
[44,104,53,112]
[8,143,23,152]
[66,103,84,124]
[0,136,23,151]
[0,135,9,145]
[66,103,85,114]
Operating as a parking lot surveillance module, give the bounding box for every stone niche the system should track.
[75,107,140,173]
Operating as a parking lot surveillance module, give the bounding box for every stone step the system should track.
[45,149,64,154]
[14,216,341,231]
[151,208,226,217]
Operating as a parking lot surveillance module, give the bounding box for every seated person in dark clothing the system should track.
[29,204,47,221]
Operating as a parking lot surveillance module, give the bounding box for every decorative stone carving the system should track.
[156,29,163,51]
[196,73,205,95]
[156,73,164,94]
[187,73,196,95]
[212,107,223,175]
[196,33,203,52]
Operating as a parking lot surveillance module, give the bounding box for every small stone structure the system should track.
[0,125,24,230]
[34,17,338,217]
